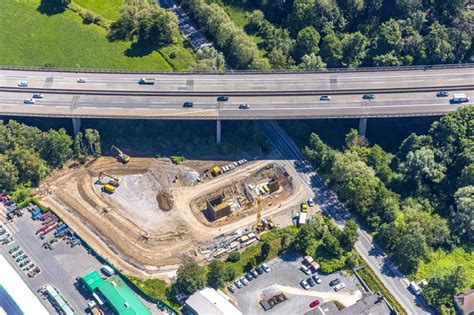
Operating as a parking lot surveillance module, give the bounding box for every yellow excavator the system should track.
[99,172,121,187]
[254,198,265,233]
[111,145,130,164]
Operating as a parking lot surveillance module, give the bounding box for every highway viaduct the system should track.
[0,66,472,143]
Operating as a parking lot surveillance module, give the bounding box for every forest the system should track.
[179,0,472,69]
[303,107,473,313]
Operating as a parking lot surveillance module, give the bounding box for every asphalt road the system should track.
[0,68,472,119]
[259,120,430,314]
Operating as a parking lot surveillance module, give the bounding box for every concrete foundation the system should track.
[358,118,367,136]
[216,120,221,144]
[72,118,81,136]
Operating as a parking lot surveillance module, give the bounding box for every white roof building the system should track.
[184,287,242,315]
[0,255,49,315]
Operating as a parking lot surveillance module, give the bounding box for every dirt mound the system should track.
[157,191,174,211]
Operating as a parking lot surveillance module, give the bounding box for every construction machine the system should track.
[98,172,121,187]
[111,145,130,164]
[254,198,265,233]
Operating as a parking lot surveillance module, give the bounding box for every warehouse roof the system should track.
[81,270,104,291]
[185,287,242,315]
[97,275,151,315]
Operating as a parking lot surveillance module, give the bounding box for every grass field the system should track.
[74,0,122,20]
[0,0,194,71]
[414,247,474,289]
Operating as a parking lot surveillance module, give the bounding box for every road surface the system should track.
[260,120,431,314]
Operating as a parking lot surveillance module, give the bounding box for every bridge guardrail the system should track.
[0,63,473,75]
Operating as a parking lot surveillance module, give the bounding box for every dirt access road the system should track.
[39,153,312,280]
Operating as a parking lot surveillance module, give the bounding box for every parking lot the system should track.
[0,208,162,315]
[232,252,362,315]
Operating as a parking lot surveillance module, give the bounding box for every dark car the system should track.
[308,277,316,287]
[256,266,264,274]
[320,95,331,101]
[183,102,193,108]
[245,273,254,281]
[239,103,250,109]
[309,300,321,308]
[362,94,376,100]
[329,278,341,286]
[436,91,449,97]
[251,270,259,278]
[217,96,229,102]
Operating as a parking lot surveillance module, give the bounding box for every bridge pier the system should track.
[72,118,81,136]
[216,120,221,144]
[358,118,367,136]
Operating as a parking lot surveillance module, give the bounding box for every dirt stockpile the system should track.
[157,191,174,211]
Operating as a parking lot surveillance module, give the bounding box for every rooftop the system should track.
[185,287,243,315]
[81,270,104,291]
[307,293,391,315]
[455,288,474,314]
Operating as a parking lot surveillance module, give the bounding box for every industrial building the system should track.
[183,287,242,315]
[0,255,49,315]
[206,194,232,221]
[78,270,151,315]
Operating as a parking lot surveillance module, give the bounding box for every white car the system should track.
[24,98,35,104]
[77,78,86,83]
[240,277,249,285]
[334,283,346,291]
[308,199,315,207]
[261,263,271,273]
[234,279,243,288]
[300,264,312,275]
[300,280,310,290]
[18,81,28,87]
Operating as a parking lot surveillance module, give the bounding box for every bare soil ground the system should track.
[39,154,312,280]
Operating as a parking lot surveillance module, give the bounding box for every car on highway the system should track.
[228,284,237,293]
[320,95,331,101]
[309,299,321,308]
[138,78,155,85]
[32,93,43,99]
[18,81,28,87]
[300,280,310,290]
[24,98,35,104]
[334,283,346,291]
[234,279,243,288]
[183,102,193,108]
[329,278,341,286]
[436,91,449,97]
[362,94,376,100]
[239,103,250,109]
[217,96,229,102]
[261,263,271,272]
[77,78,87,83]
[307,277,316,287]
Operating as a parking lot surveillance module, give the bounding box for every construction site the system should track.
[38,147,311,280]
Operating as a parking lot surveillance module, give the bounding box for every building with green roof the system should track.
[79,271,151,315]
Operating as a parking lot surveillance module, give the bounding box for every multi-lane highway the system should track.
[0,67,472,119]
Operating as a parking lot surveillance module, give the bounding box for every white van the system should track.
[409,281,422,295]
[101,265,115,277]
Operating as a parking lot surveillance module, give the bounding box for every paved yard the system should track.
[232,252,362,315]
[0,210,162,315]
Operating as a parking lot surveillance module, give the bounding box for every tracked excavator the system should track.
[111,145,130,164]
[98,172,121,187]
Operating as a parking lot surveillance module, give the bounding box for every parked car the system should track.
[217,96,229,102]
[334,283,346,291]
[362,94,376,100]
[245,273,254,281]
[9,246,20,254]
[251,270,259,278]
[312,275,322,284]
[256,266,264,274]
[436,91,449,97]
[19,259,31,268]
[183,102,193,108]
[300,264,312,275]
[239,103,250,109]
[300,280,310,290]
[16,254,27,263]
[329,278,341,286]
[320,95,331,101]
[234,279,243,288]
[228,284,237,293]
[309,299,321,308]
[308,199,315,207]
[308,277,316,287]
[261,263,271,273]
[240,277,249,285]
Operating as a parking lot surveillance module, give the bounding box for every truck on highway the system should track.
[138,78,155,85]
[451,93,470,103]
